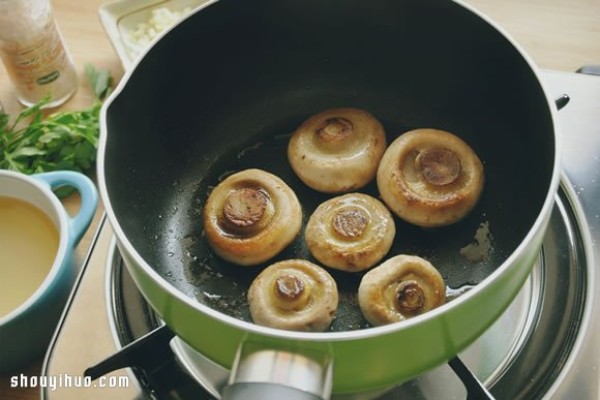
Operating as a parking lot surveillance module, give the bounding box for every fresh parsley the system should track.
[0,64,113,178]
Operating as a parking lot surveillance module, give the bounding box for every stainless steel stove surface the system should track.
[42,71,600,399]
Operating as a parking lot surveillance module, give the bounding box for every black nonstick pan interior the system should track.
[104,0,555,332]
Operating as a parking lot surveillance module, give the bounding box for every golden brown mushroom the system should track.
[377,128,484,227]
[305,193,395,272]
[358,254,446,326]
[287,108,387,193]
[248,259,339,331]
[203,169,302,266]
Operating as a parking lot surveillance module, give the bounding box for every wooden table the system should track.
[0,0,598,399]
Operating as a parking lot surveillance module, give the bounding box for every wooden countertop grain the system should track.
[0,0,598,399]
[466,0,600,72]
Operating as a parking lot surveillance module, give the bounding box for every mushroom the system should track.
[305,193,395,272]
[287,108,387,193]
[377,128,484,227]
[358,254,446,326]
[203,169,302,266]
[248,259,339,331]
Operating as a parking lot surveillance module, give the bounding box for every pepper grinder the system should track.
[0,0,78,108]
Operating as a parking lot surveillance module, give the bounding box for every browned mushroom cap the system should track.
[377,129,484,227]
[358,254,446,326]
[305,193,395,272]
[248,259,339,332]
[203,169,302,266]
[287,108,387,193]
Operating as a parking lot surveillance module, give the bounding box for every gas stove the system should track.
[41,70,600,399]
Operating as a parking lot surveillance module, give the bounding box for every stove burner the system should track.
[98,185,586,399]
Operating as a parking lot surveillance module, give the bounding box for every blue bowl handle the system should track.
[33,171,98,245]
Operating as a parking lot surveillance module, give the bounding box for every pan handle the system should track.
[221,341,333,400]
[222,382,323,400]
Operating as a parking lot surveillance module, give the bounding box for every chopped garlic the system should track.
[130,6,192,46]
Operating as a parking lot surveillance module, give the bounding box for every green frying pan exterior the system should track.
[99,0,560,393]
[118,225,545,393]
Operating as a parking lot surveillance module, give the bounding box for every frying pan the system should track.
[98,0,561,397]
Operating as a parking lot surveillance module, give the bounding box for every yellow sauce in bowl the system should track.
[0,197,59,318]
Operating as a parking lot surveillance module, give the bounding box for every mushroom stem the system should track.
[275,275,305,300]
[223,187,267,229]
[272,274,311,311]
[316,117,354,143]
[415,147,461,186]
[332,207,369,239]
[395,280,425,314]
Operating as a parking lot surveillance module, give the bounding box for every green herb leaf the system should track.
[10,146,47,158]
[0,64,114,196]
[85,63,113,100]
